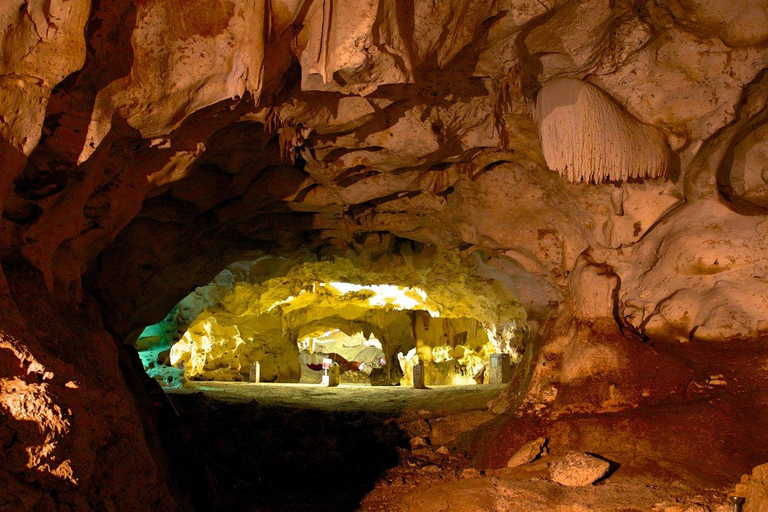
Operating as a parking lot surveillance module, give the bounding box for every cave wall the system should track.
[0,0,767,509]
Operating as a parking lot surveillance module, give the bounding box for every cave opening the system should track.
[134,247,528,391]
[127,246,529,511]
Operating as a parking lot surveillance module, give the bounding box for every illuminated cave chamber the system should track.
[137,249,528,387]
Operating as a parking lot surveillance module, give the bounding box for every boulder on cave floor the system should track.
[549,452,611,487]
[507,437,548,468]
[735,462,768,512]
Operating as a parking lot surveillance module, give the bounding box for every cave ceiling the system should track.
[0,0,766,343]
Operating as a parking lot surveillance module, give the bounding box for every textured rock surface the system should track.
[0,0,767,509]
[506,437,547,468]
[536,78,670,183]
[736,462,768,512]
[549,452,611,487]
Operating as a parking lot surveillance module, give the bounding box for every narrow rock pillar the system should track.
[413,361,426,389]
[249,361,260,383]
[490,353,511,384]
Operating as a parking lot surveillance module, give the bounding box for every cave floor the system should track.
[360,462,734,512]
[167,382,507,413]
[163,382,740,511]
[165,384,501,512]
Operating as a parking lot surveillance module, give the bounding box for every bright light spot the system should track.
[267,294,293,312]
[324,282,440,316]
[326,282,366,294]
[451,373,477,385]
[432,345,453,363]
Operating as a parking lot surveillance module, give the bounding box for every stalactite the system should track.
[279,123,310,164]
[492,62,523,151]
[535,78,670,184]
[264,105,283,134]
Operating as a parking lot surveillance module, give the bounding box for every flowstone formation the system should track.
[152,250,525,385]
[0,0,767,510]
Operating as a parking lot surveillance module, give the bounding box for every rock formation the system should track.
[0,0,767,510]
[549,451,611,487]
[536,78,670,183]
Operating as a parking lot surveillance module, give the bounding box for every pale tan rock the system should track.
[525,0,616,78]
[0,0,90,154]
[592,27,768,142]
[297,0,412,95]
[620,198,768,344]
[736,462,768,512]
[667,0,768,47]
[727,122,768,209]
[536,78,670,183]
[461,468,483,479]
[79,0,269,163]
[506,437,547,468]
[549,452,611,487]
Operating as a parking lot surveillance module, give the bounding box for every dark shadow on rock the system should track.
[168,392,409,512]
[586,452,621,484]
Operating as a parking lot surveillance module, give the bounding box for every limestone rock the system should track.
[461,468,483,479]
[667,0,768,47]
[506,437,547,468]
[620,198,768,344]
[536,78,670,183]
[549,452,611,487]
[724,122,768,209]
[591,26,768,142]
[0,0,90,154]
[735,462,768,512]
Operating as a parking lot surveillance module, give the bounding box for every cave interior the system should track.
[2,0,768,511]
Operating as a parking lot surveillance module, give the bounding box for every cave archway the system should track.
[135,248,530,389]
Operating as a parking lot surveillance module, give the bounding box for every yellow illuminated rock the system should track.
[170,251,527,383]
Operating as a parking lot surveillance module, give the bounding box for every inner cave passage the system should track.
[128,246,529,511]
[136,248,528,390]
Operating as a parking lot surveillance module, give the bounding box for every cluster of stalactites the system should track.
[535,78,670,184]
